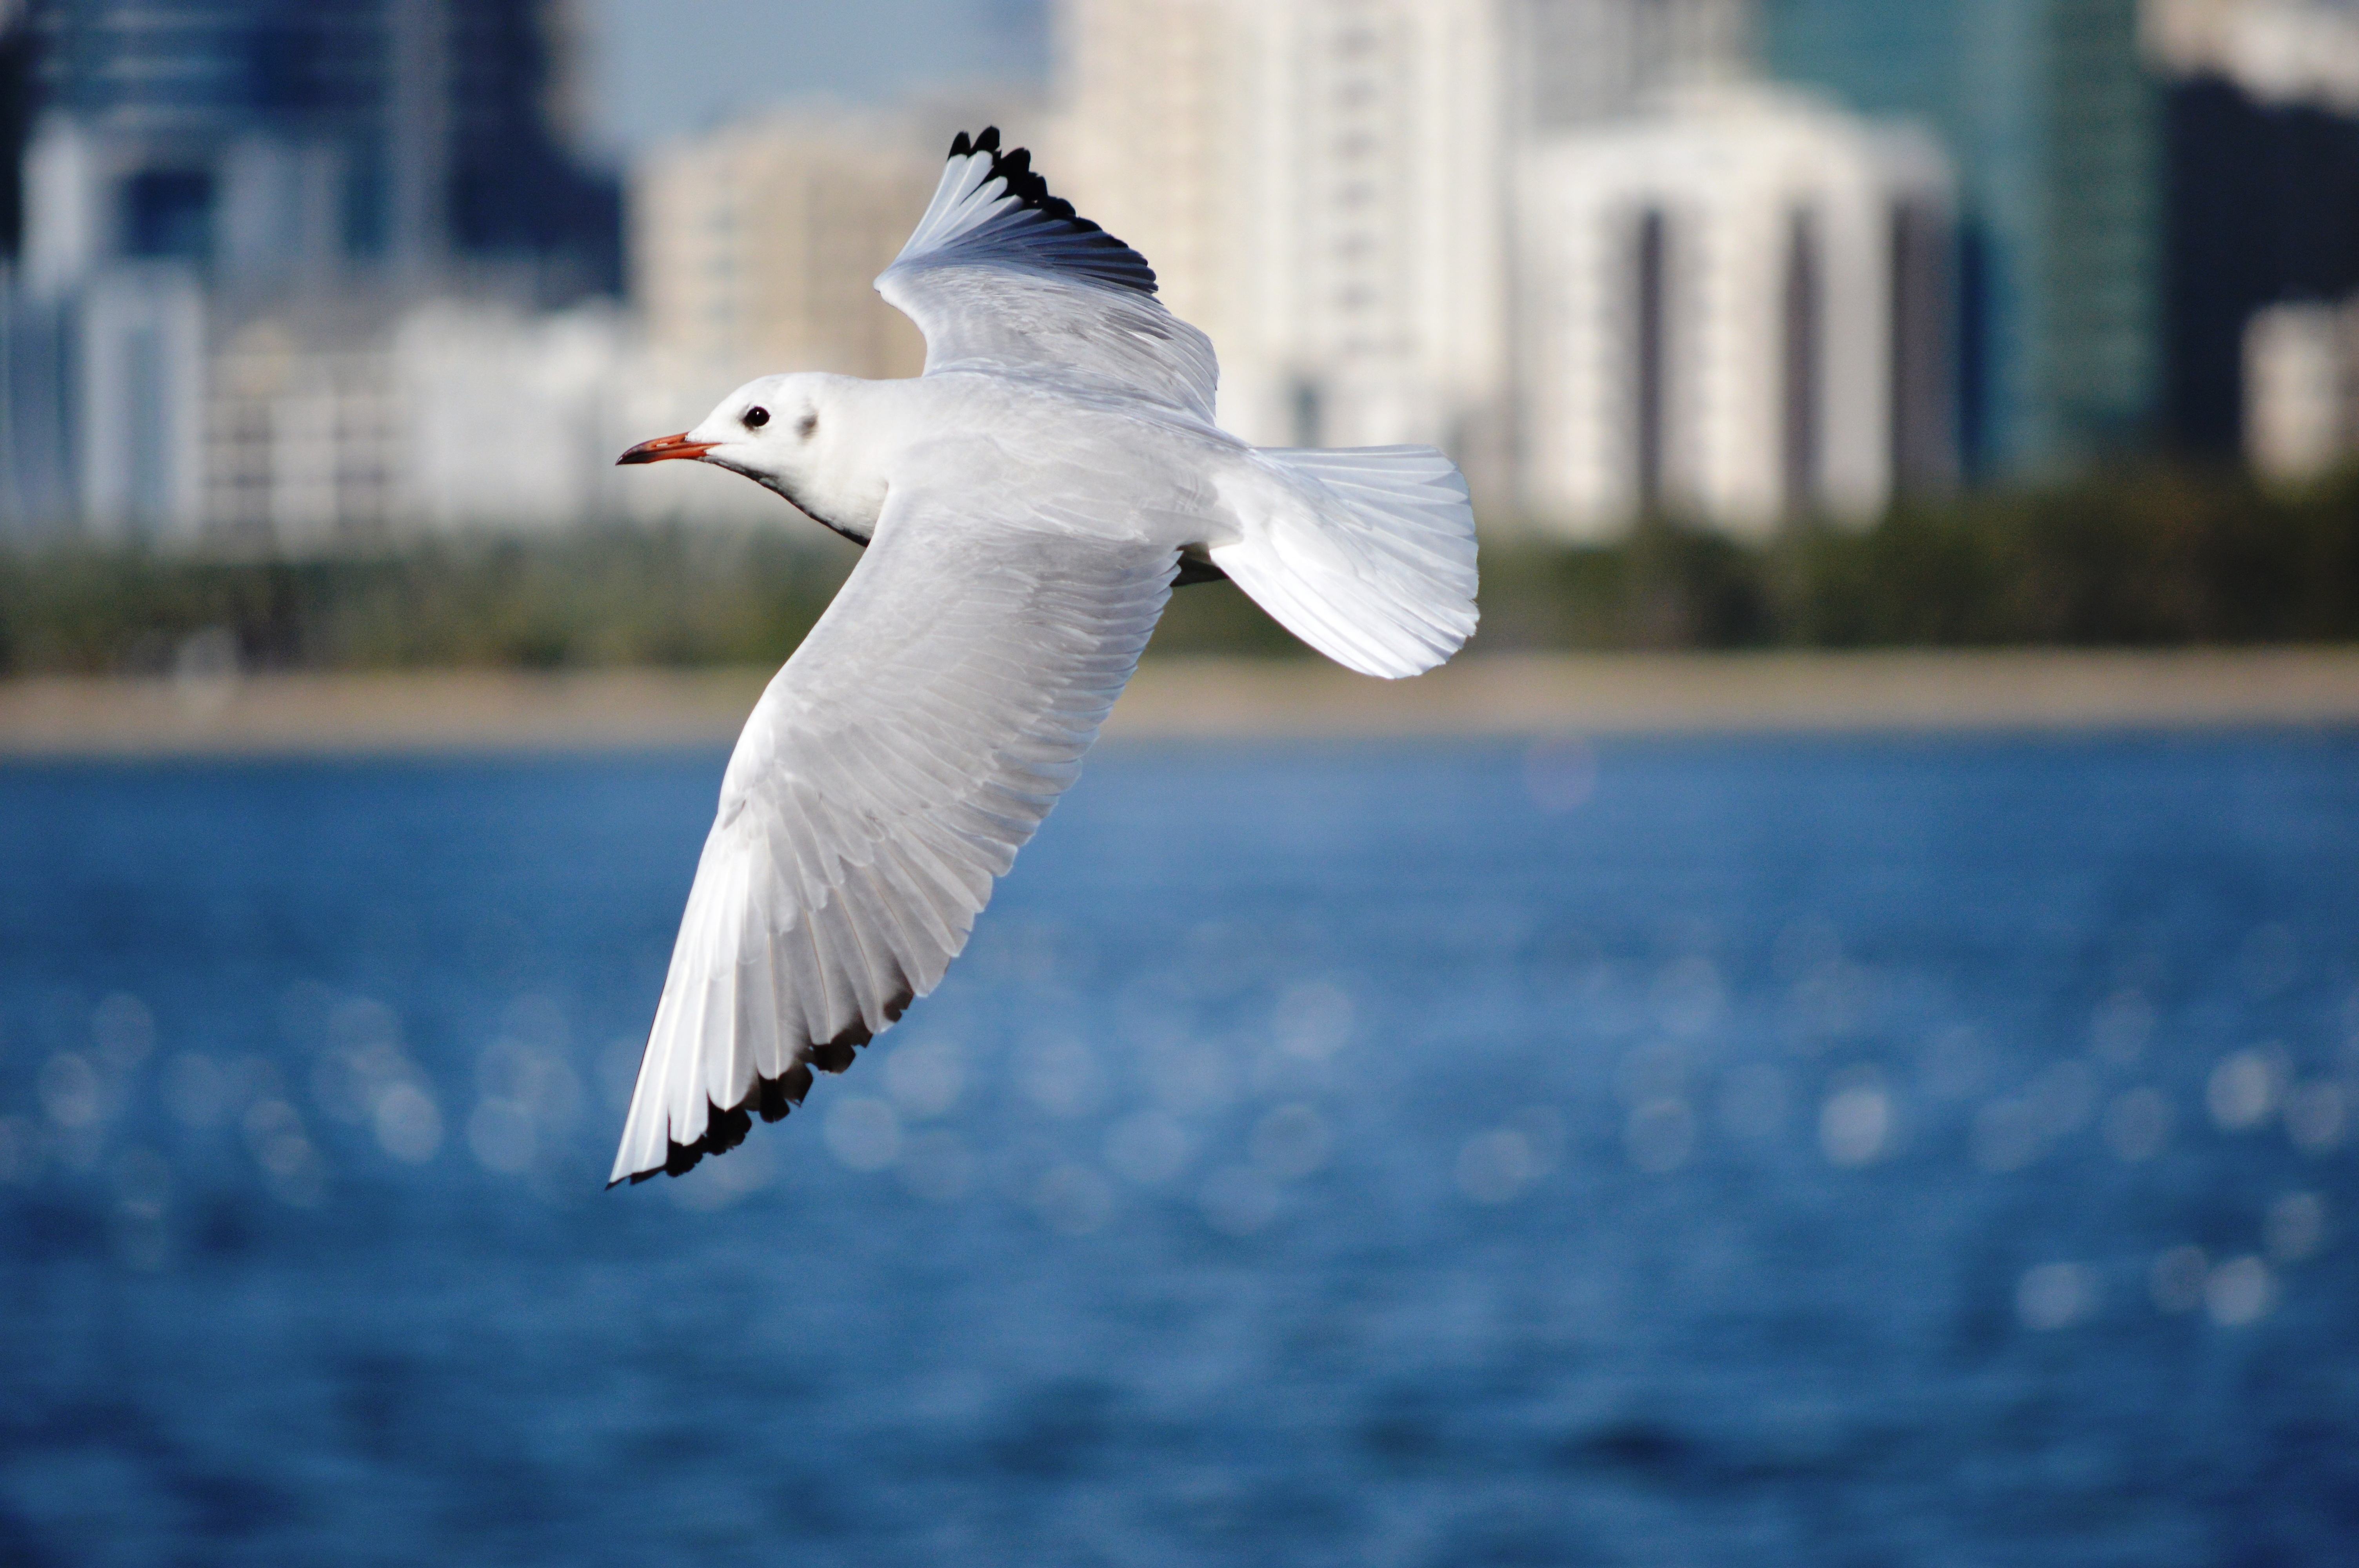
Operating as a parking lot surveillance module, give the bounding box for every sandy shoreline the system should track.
[0,649,2354,757]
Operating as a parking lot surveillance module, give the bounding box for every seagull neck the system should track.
[769,377,890,544]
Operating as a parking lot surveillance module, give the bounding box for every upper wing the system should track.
[609,484,1177,1185]
[876,127,1219,422]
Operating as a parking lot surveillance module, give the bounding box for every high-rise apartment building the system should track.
[630,110,933,389]
[1505,0,1752,127]
[1761,0,2159,480]
[1054,0,1510,481]
[1518,85,1951,536]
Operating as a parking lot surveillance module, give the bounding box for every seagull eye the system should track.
[743,406,769,429]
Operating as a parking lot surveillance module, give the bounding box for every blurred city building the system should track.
[1761,0,2161,482]
[1053,0,1950,536]
[1507,0,1754,126]
[8,0,2353,555]
[0,0,622,545]
[2150,0,2359,460]
[1517,85,1951,537]
[200,299,648,546]
[629,108,932,390]
[2244,295,2359,481]
[1054,0,1513,491]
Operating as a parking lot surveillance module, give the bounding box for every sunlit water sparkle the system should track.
[0,733,2354,1564]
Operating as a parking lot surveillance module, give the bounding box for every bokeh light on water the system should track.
[0,735,2353,1562]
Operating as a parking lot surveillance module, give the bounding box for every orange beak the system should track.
[616,432,717,466]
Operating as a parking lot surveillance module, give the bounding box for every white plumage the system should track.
[608,128,1477,1185]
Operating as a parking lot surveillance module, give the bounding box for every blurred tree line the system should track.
[1476,465,2359,653]
[0,526,855,675]
[4,465,2359,675]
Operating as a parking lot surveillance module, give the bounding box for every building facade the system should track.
[1762,0,2159,481]
[629,108,933,391]
[2245,295,2359,485]
[1517,85,1951,537]
[1054,0,1512,486]
[1056,0,1953,534]
[1505,0,1752,127]
[15,0,616,298]
[0,0,620,544]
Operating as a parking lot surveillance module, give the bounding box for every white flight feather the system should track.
[609,485,1174,1184]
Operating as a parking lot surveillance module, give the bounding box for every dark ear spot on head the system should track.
[797,411,818,439]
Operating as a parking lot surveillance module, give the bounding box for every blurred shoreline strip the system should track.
[3,650,2356,757]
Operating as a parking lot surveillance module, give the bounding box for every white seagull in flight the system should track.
[607,127,1477,1185]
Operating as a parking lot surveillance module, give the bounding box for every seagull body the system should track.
[608,129,1477,1186]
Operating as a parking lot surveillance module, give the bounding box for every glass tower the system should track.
[18,0,616,296]
[1763,0,2159,479]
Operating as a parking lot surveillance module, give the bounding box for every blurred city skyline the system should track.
[10,0,2359,550]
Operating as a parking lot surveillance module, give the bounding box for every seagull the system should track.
[607,127,1477,1186]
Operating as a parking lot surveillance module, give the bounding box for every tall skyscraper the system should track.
[1,0,620,541]
[16,0,617,299]
[1761,0,2159,481]
[1054,0,1511,483]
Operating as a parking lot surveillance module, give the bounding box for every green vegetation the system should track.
[1480,464,2359,652]
[4,465,2358,675]
[0,525,855,675]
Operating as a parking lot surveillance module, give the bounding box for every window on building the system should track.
[1635,206,1669,512]
[1890,198,1950,493]
[1783,205,1823,514]
[120,169,214,262]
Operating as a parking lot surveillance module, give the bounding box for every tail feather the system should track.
[1210,445,1479,679]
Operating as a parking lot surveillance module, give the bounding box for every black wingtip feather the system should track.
[617,996,915,1186]
[938,125,1158,296]
[759,1063,813,1122]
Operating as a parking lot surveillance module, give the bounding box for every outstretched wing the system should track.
[609,486,1178,1185]
[876,127,1219,421]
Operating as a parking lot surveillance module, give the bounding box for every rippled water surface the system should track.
[1,733,2355,1565]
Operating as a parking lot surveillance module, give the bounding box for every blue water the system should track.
[1,733,2355,1565]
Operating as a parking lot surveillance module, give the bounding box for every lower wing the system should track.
[609,490,1176,1185]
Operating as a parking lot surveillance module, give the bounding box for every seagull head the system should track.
[617,373,881,540]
